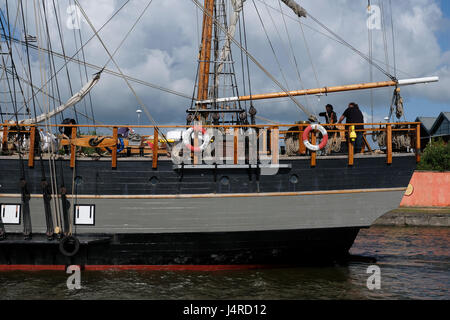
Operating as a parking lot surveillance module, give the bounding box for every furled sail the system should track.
[214,0,245,90]
[20,72,101,124]
[213,0,307,92]
[280,0,307,18]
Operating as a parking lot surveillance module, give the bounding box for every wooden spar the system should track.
[197,0,215,104]
[195,77,439,104]
[240,80,399,101]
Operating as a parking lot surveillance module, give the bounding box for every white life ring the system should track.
[302,124,328,151]
[182,125,211,152]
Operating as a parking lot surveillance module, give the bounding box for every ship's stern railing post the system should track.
[70,126,77,168]
[112,127,118,169]
[1,123,8,153]
[298,125,306,155]
[233,127,239,165]
[271,126,279,165]
[415,123,421,163]
[310,130,316,167]
[348,126,354,166]
[152,127,159,168]
[28,126,36,168]
[386,124,392,164]
[259,129,268,157]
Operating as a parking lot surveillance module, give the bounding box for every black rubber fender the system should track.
[59,235,80,257]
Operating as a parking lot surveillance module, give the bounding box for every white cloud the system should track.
[1,0,448,126]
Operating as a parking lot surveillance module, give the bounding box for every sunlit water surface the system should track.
[1,226,448,299]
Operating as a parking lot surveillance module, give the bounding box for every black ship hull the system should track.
[0,155,415,269]
[0,227,360,269]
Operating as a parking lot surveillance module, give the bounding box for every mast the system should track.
[193,0,246,124]
[197,0,215,104]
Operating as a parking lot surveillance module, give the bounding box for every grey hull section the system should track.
[1,189,404,234]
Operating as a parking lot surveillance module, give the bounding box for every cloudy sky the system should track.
[1,0,449,129]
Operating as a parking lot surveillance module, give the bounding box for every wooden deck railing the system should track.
[0,122,421,169]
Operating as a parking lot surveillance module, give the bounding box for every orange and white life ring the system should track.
[182,125,211,152]
[302,124,328,151]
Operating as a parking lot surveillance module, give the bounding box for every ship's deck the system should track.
[1,121,422,169]
[0,152,416,161]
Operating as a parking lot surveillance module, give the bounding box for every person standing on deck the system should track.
[319,104,337,138]
[319,104,337,125]
[59,118,77,154]
[338,102,364,153]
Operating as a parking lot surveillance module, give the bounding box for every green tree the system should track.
[417,138,450,171]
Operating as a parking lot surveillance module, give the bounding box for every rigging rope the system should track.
[43,4,63,232]
[277,0,312,113]
[379,0,391,75]
[52,0,79,124]
[307,10,396,81]
[191,0,316,121]
[73,0,172,145]
[368,1,374,124]
[260,0,396,81]
[3,0,133,124]
[214,0,245,90]
[0,7,33,120]
[6,0,36,121]
[2,2,31,239]
[75,9,96,128]
[0,63,95,124]
[296,12,320,117]
[389,0,397,79]
[68,0,90,129]
[260,0,292,90]
[254,0,411,79]
[41,0,64,122]
[4,35,193,101]
[0,4,31,115]
[242,4,255,123]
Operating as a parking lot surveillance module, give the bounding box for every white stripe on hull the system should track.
[1,188,404,234]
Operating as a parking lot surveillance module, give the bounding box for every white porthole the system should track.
[74,204,95,226]
[0,204,21,225]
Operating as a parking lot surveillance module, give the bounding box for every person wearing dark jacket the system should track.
[319,104,337,141]
[59,118,77,154]
[338,102,364,153]
[319,104,337,124]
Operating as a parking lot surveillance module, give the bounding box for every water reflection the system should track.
[1,227,448,300]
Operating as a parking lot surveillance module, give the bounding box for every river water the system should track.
[0,226,448,300]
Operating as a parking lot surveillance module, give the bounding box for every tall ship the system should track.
[0,0,439,270]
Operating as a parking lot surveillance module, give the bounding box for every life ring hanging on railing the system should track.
[182,126,211,152]
[302,124,328,151]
